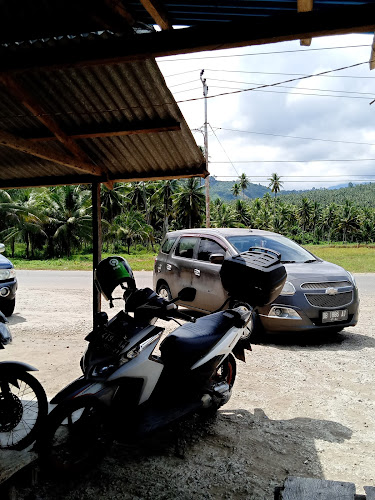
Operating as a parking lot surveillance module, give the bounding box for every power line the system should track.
[211,177,374,182]
[204,69,375,79]
[211,175,375,177]
[159,44,371,62]
[164,68,375,79]
[175,61,369,104]
[208,124,239,177]
[214,127,375,147]
[210,159,375,162]
[209,84,373,100]
[208,78,375,97]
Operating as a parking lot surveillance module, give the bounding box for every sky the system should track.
[156,33,375,191]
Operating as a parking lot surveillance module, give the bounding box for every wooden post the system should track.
[92,182,102,322]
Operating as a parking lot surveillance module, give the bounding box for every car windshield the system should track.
[226,234,316,263]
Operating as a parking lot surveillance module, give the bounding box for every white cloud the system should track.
[157,33,375,191]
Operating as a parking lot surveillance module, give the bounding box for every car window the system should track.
[161,237,177,254]
[226,234,316,263]
[174,237,198,259]
[197,238,226,262]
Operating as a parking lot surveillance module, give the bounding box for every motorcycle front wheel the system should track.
[38,397,112,477]
[0,370,48,450]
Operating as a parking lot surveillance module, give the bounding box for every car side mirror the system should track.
[0,243,5,254]
[209,253,225,265]
[177,287,196,302]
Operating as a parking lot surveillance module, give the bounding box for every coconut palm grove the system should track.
[0,176,374,259]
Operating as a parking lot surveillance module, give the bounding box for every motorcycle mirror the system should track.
[209,253,225,265]
[177,287,196,302]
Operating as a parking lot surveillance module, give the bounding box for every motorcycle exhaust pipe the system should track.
[202,381,232,408]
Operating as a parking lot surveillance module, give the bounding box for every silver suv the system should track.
[153,228,359,335]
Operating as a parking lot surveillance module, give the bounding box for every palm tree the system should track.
[233,199,252,227]
[0,189,47,258]
[211,201,240,228]
[268,173,283,211]
[110,209,153,253]
[238,173,250,200]
[152,180,178,237]
[46,185,93,257]
[231,182,241,198]
[173,178,205,229]
[298,197,312,234]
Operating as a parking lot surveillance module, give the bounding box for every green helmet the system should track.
[94,256,136,302]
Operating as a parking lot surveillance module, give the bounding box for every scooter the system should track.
[0,311,48,450]
[38,249,286,475]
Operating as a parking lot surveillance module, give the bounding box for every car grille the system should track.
[305,291,353,308]
[301,280,350,289]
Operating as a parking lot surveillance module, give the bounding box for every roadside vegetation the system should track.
[1,179,374,273]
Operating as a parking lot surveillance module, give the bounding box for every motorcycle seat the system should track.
[160,309,241,367]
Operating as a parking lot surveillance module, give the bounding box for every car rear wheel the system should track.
[0,298,15,317]
[156,283,172,301]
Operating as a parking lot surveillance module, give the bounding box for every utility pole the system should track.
[200,69,210,228]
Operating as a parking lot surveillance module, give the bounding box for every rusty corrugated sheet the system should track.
[0,57,206,188]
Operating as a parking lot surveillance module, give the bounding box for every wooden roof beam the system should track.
[0,128,103,176]
[298,0,314,46]
[0,167,208,190]
[27,120,181,142]
[0,75,103,175]
[104,0,135,26]
[139,0,173,30]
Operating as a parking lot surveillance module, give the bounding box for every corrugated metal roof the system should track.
[0,58,206,188]
[0,0,373,188]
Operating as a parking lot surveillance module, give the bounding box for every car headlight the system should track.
[346,271,356,287]
[280,281,296,296]
[0,268,16,280]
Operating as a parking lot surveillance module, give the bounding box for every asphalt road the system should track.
[16,270,374,295]
[16,269,153,290]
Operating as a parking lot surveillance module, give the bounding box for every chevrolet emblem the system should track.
[325,287,338,296]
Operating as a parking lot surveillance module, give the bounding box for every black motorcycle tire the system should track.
[0,369,48,450]
[38,396,112,477]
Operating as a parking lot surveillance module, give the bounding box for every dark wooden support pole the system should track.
[92,182,102,322]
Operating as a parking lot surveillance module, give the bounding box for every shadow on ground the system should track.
[24,407,352,500]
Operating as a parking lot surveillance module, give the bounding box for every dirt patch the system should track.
[2,276,375,499]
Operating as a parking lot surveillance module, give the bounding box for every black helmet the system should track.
[94,256,136,303]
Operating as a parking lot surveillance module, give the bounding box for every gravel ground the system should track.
[1,273,374,499]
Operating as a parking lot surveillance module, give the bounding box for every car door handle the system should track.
[194,268,201,277]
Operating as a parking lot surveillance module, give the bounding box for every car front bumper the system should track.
[0,279,17,300]
[258,289,359,333]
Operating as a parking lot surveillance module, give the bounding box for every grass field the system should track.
[8,244,375,273]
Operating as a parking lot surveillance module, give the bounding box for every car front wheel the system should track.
[156,283,172,301]
[230,301,255,340]
[0,298,15,317]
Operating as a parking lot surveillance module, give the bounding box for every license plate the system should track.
[322,309,348,323]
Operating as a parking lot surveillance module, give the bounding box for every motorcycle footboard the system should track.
[137,400,203,436]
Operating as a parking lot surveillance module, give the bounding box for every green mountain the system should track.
[209,177,270,201]
[207,178,375,207]
[279,182,375,207]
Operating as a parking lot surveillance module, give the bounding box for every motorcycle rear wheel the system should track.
[39,397,112,477]
[215,354,236,389]
[0,370,48,450]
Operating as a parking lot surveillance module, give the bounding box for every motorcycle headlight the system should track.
[0,268,16,280]
[280,281,296,296]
